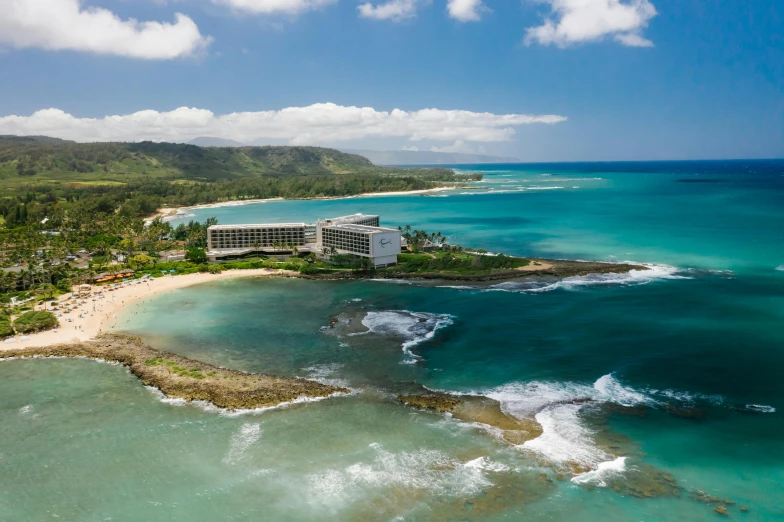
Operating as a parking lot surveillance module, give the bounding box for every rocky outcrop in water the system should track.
[398,392,543,444]
[0,334,348,410]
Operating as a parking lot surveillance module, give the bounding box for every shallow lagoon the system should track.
[2,161,783,520]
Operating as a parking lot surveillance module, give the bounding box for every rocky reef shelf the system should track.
[0,334,348,411]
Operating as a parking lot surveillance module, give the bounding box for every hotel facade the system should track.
[207,223,307,260]
[207,213,401,267]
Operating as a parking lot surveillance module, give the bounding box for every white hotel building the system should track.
[207,213,401,267]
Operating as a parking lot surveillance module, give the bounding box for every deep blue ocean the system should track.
[1,160,783,520]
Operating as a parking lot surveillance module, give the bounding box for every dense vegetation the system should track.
[0,311,12,338]
[0,137,480,226]
[0,136,469,184]
[12,310,58,334]
[386,251,531,275]
[0,137,490,313]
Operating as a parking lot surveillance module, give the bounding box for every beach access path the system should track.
[1,269,297,351]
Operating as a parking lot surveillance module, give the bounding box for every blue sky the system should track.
[0,0,781,161]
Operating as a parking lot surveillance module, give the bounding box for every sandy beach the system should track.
[147,187,457,223]
[2,269,296,351]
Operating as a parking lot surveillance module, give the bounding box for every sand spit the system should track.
[398,392,544,445]
[0,334,348,411]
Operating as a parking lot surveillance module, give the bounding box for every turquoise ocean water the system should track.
[2,161,783,520]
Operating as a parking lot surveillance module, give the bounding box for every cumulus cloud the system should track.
[358,0,419,21]
[525,0,657,48]
[212,0,337,15]
[0,104,567,145]
[0,0,211,59]
[447,0,489,22]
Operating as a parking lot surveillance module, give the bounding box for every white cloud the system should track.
[447,0,489,22]
[430,140,485,154]
[212,0,337,15]
[358,0,419,21]
[402,145,420,151]
[0,0,211,59]
[525,0,657,48]
[0,104,566,145]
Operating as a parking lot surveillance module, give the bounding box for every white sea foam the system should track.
[489,263,689,294]
[526,186,565,190]
[571,457,627,487]
[480,374,716,471]
[776,265,784,272]
[19,405,32,414]
[360,310,454,358]
[463,457,510,473]
[301,363,351,388]
[594,374,654,407]
[746,404,776,413]
[306,444,492,507]
[145,385,348,415]
[369,278,413,285]
[223,423,262,465]
[647,388,724,406]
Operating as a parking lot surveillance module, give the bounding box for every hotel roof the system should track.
[324,223,400,234]
[322,213,379,222]
[209,223,306,230]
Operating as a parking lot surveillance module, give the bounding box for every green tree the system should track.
[186,247,208,264]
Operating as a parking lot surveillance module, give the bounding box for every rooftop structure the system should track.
[316,214,380,245]
[318,223,401,268]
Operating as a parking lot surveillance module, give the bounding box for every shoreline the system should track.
[147,186,457,222]
[1,269,297,351]
[2,260,654,351]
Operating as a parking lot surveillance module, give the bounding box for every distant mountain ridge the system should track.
[341,149,520,165]
[183,138,519,165]
[0,136,441,184]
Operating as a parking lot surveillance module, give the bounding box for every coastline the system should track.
[3,259,656,352]
[147,186,457,222]
[0,334,348,410]
[1,268,298,351]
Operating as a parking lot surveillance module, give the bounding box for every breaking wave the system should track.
[301,363,351,389]
[360,310,455,358]
[488,263,688,294]
[306,443,492,507]
[745,404,776,413]
[223,423,262,465]
[481,374,731,473]
[571,457,627,486]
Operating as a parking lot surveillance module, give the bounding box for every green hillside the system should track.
[0,136,482,227]
[0,136,439,186]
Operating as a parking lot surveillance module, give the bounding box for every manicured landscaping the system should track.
[12,310,59,334]
[0,313,13,338]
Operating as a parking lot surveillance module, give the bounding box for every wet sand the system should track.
[1,269,298,351]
